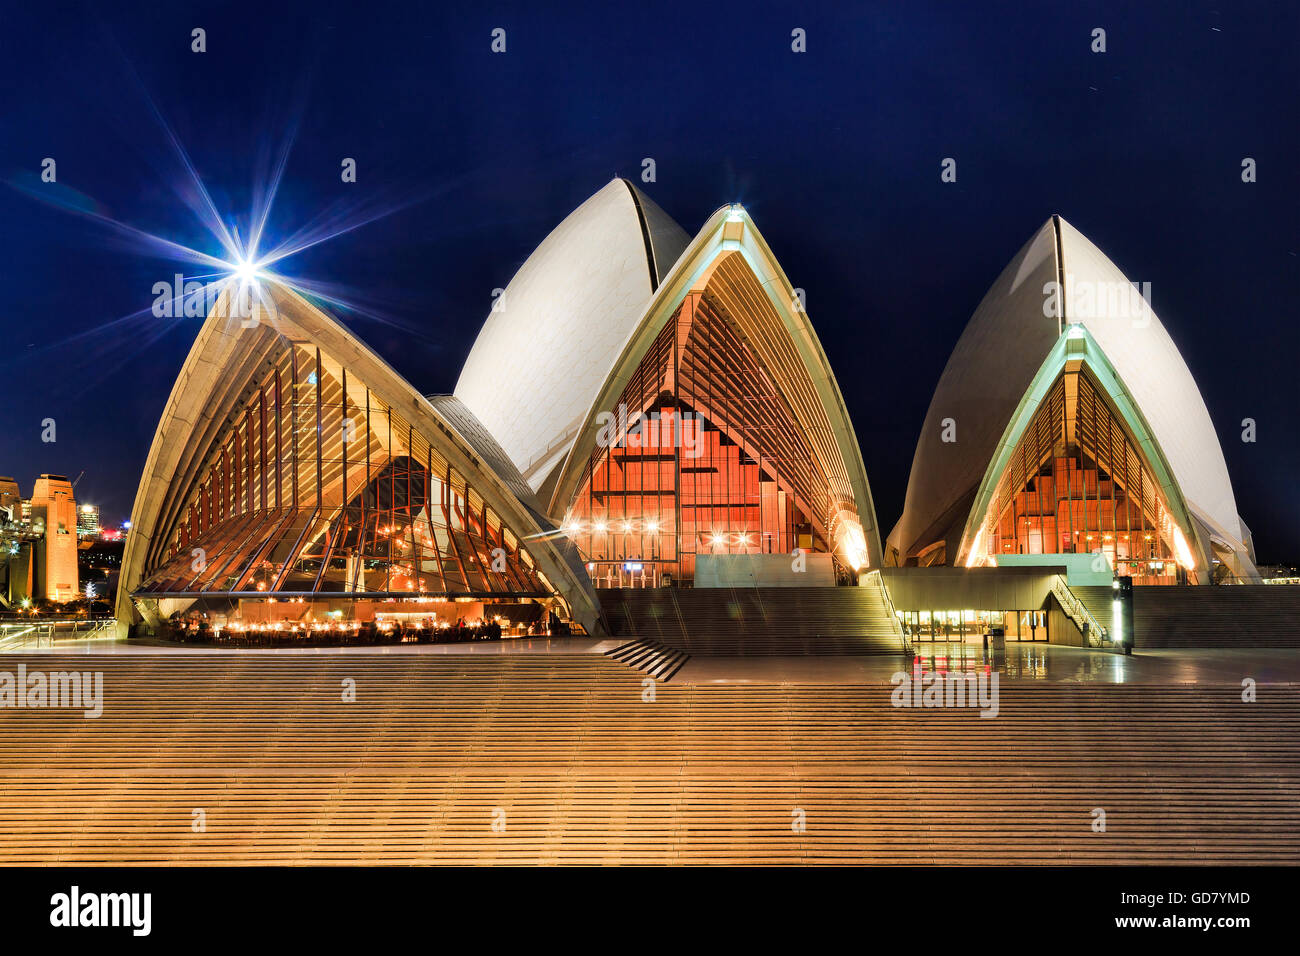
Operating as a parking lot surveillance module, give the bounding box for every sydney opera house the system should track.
[887,215,1259,586]
[113,182,1260,642]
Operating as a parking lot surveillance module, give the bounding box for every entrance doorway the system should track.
[899,609,1049,643]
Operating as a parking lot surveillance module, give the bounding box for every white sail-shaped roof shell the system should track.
[889,216,1255,577]
[454,179,688,492]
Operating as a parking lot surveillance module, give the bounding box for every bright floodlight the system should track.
[234,257,260,283]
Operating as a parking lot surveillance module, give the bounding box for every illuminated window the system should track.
[565,288,841,585]
[970,362,1184,585]
[138,343,549,599]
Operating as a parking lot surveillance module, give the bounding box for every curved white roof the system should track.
[890,216,1252,570]
[454,179,688,491]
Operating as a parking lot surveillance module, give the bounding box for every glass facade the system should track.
[969,362,1190,584]
[136,341,554,602]
[562,289,846,586]
[898,608,1049,643]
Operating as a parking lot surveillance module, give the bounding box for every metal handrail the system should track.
[0,625,37,649]
[864,569,908,654]
[1049,575,1109,647]
[0,618,117,648]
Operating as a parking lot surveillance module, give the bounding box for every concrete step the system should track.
[605,639,690,682]
[0,653,1296,864]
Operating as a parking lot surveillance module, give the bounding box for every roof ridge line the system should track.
[620,178,660,291]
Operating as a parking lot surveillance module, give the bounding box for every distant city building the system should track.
[77,536,124,606]
[0,477,20,524]
[77,503,100,538]
[1258,565,1300,585]
[28,474,79,602]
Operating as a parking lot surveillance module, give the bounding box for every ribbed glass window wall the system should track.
[973,362,1185,585]
[563,291,836,587]
[137,342,551,598]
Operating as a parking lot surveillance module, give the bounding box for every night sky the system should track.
[1,1,1296,560]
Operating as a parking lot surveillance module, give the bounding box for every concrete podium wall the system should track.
[880,566,1062,611]
[694,553,836,587]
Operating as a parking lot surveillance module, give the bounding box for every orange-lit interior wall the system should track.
[564,292,835,586]
[977,363,1184,585]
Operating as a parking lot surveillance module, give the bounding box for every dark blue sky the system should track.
[1,0,1296,559]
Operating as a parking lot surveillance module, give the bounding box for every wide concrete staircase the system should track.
[597,586,903,655]
[1,652,1297,864]
[1073,585,1300,648]
[604,639,690,682]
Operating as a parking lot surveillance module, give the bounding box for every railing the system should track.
[0,625,38,649]
[1049,575,1110,647]
[0,618,117,649]
[864,569,909,654]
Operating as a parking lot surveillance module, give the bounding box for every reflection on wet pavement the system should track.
[673,643,1300,685]
[910,643,1126,681]
[5,636,1299,686]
